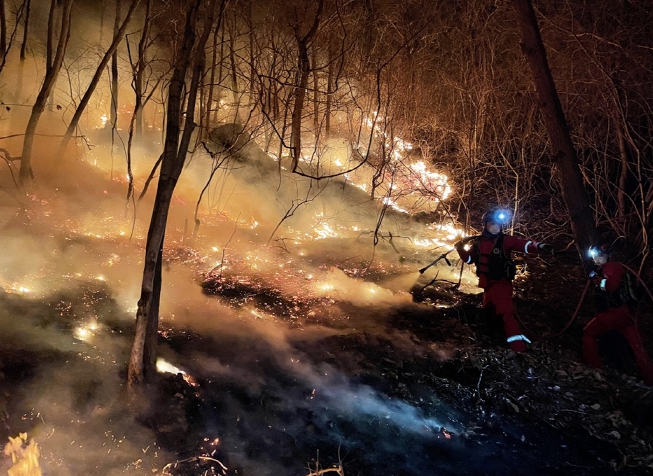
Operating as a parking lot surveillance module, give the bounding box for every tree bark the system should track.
[20,0,31,60]
[19,0,72,184]
[128,0,221,388]
[0,0,6,56]
[110,0,122,131]
[511,0,599,268]
[290,0,324,172]
[134,0,151,139]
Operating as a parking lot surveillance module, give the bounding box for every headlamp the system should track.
[494,209,511,224]
[588,246,599,258]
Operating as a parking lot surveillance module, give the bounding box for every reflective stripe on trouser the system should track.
[482,280,527,352]
[507,334,531,344]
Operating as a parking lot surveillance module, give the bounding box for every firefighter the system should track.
[582,245,653,385]
[454,209,554,352]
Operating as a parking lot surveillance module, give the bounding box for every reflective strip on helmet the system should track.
[524,241,532,254]
[600,278,607,291]
[466,256,472,264]
[507,334,532,344]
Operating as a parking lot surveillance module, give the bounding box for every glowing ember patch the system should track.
[12,286,31,294]
[156,358,185,375]
[74,327,91,340]
[413,239,436,247]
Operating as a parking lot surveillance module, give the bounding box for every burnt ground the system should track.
[164,253,653,476]
[1,248,653,476]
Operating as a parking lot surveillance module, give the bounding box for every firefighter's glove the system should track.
[454,240,465,252]
[537,243,555,255]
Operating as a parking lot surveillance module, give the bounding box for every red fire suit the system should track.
[582,261,653,385]
[457,233,543,352]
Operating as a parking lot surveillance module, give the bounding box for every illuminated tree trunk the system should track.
[325,40,334,139]
[0,0,6,56]
[57,0,139,159]
[128,0,221,388]
[511,0,599,268]
[290,0,323,172]
[133,0,152,139]
[18,0,72,184]
[110,0,122,131]
[20,0,31,60]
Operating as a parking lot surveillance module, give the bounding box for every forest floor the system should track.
[1,163,653,475]
[154,254,653,476]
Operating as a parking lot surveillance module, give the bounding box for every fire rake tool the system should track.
[416,235,480,292]
[418,235,480,274]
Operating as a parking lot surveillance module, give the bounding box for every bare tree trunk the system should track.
[228,13,238,117]
[204,23,218,135]
[312,47,318,131]
[325,40,333,139]
[0,0,6,56]
[212,23,225,124]
[616,120,628,220]
[134,0,151,139]
[19,0,72,184]
[128,0,221,388]
[57,0,139,159]
[290,0,324,172]
[511,0,598,268]
[19,0,31,60]
[110,0,122,131]
[46,0,57,111]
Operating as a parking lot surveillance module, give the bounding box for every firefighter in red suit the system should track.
[455,210,554,352]
[582,246,653,385]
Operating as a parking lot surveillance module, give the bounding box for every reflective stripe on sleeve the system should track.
[600,278,607,291]
[507,334,532,344]
[524,241,532,254]
[466,256,472,264]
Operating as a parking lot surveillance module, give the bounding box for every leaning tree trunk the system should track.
[110,0,121,131]
[128,0,220,388]
[19,0,72,184]
[511,0,599,269]
[56,0,139,159]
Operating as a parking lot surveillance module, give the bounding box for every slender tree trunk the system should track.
[616,120,628,220]
[20,0,31,60]
[312,47,318,131]
[46,0,57,111]
[57,0,139,158]
[19,0,72,184]
[204,23,218,135]
[110,0,121,130]
[290,0,323,172]
[46,0,55,68]
[511,0,599,268]
[212,23,225,124]
[325,40,333,139]
[228,14,238,118]
[128,0,221,388]
[134,0,151,139]
[0,0,6,56]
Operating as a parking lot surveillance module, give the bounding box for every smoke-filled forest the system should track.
[1,0,652,474]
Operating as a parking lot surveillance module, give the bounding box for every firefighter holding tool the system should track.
[454,209,554,352]
[582,245,653,385]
